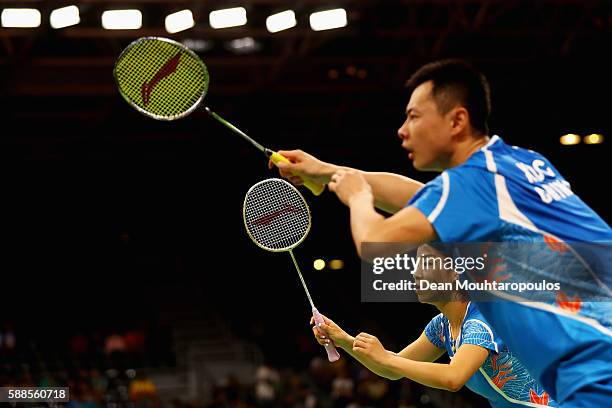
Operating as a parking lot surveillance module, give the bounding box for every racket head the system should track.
[113,37,209,121]
[243,178,311,252]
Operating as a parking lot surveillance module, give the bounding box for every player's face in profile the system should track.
[398,81,454,171]
[413,244,457,304]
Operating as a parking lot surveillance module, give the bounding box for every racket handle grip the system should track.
[312,307,341,362]
[270,152,325,196]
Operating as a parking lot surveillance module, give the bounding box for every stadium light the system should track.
[1,8,41,28]
[559,134,581,145]
[227,36,260,54]
[165,9,194,34]
[583,134,604,145]
[329,259,344,270]
[309,9,347,31]
[182,39,213,52]
[50,5,80,29]
[266,10,296,33]
[209,7,247,29]
[102,10,142,30]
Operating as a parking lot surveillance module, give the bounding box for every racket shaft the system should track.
[205,107,325,196]
[290,251,315,309]
[205,107,266,153]
[312,307,341,362]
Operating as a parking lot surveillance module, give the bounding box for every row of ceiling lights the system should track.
[1,6,348,33]
[3,7,605,136]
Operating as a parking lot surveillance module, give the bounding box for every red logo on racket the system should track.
[252,204,299,226]
[141,52,181,105]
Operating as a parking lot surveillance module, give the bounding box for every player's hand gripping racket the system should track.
[113,36,324,196]
[243,178,340,362]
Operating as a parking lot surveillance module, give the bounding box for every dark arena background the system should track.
[1,1,610,407]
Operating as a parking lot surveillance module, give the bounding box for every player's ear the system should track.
[450,107,469,135]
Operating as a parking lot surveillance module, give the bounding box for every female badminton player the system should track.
[313,244,557,407]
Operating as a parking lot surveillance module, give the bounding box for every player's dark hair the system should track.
[406,59,491,135]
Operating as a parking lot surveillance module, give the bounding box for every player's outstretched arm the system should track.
[395,332,446,363]
[353,333,488,392]
[360,172,424,214]
[270,150,423,213]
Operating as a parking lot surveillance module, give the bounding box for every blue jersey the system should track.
[408,136,612,404]
[424,302,556,407]
[408,135,611,243]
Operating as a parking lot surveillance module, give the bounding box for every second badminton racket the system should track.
[243,178,340,362]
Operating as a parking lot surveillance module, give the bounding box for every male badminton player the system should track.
[313,244,557,407]
[273,60,611,406]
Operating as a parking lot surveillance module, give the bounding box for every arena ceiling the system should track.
[2,0,610,100]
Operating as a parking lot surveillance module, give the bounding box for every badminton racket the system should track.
[113,36,325,196]
[243,178,340,362]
